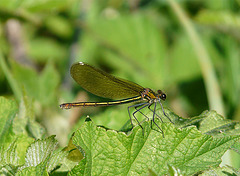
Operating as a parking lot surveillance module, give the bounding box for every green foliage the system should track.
[1,96,240,175]
[69,119,238,175]
[11,61,60,106]
[0,0,240,175]
[199,165,240,176]
[195,10,240,40]
[28,38,68,63]
[0,97,17,144]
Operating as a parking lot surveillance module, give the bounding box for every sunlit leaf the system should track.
[69,114,239,175]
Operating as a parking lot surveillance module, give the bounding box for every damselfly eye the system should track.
[157,90,166,100]
[161,93,166,100]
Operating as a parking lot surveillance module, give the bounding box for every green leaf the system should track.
[16,158,49,176]
[23,0,70,12]
[195,10,240,34]
[28,38,67,63]
[0,97,17,144]
[220,38,240,111]
[0,0,69,12]
[11,61,60,106]
[23,136,58,168]
[18,135,68,174]
[47,148,68,172]
[26,119,46,139]
[11,62,39,100]
[199,111,240,135]
[0,54,22,101]
[68,158,86,176]
[0,164,18,176]
[166,164,183,176]
[0,97,35,170]
[73,106,131,132]
[169,34,201,83]
[16,166,48,176]
[148,168,158,176]
[44,16,73,38]
[0,139,18,166]
[13,95,46,139]
[64,135,84,162]
[171,110,240,136]
[0,135,34,167]
[69,117,239,175]
[199,165,240,176]
[38,62,60,106]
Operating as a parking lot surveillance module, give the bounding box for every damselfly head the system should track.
[157,90,166,101]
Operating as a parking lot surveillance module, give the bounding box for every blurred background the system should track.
[0,0,240,166]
